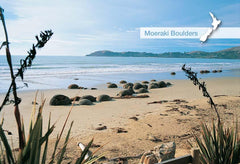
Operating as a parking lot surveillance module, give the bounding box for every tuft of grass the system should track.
[194,121,240,164]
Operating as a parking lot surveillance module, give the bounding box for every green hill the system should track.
[86,46,240,59]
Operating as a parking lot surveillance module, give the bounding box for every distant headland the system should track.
[86,46,240,59]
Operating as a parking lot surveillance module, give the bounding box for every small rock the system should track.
[114,127,128,133]
[120,80,127,84]
[166,82,172,86]
[150,79,156,82]
[217,70,222,72]
[147,135,162,142]
[74,78,79,80]
[68,84,79,89]
[91,88,97,90]
[79,99,93,105]
[81,95,96,102]
[129,116,138,121]
[154,142,176,161]
[32,101,38,105]
[108,83,118,88]
[50,95,72,106]
[212,70,218,73]
[142,81,149,84]
[200,70,210,74]
[170,72,176,75]
[90,143,101,148]
[95,126,107,131]
[97,94,112,102]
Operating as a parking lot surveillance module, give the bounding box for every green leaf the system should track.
[0,41,8,50]
[41,114,52,164]
[57,121,73,164]
[0,125,14,164]
[29,115,42,164]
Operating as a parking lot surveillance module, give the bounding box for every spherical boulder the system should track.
[133,83,143,90]
[107,83,118,88]
[68,84,79,89]
[97,94,112,102]
[79,99,93,105]
[70,96,81,101]
[137,88,149,94]
[200,70,210,74]
[50,94,71,106]
[117,90,133,97]
[123,83,133,89]
[142,81,149,84]
[149,83,159,89]
[81,95,96,102]
[120,80,127,84]
[158,81,167,88]
[166,82,172,86]
[142,84,148,89]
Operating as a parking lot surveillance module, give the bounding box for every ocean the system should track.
[0,55,240,93]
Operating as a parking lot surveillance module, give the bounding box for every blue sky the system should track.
[0,0,239,56]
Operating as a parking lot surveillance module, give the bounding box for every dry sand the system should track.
[0,77,239,163]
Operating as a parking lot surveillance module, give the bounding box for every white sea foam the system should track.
[0,56,240,92]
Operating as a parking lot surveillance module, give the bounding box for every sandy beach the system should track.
[0,77,239,163]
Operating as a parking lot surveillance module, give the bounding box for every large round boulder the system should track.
[136,88,149,94]
[117,90,133,97]
[158,81,167,88]
[50,94,72,106]
[133,83,143,90]
[107,83,118,88]
[149,83,159,89]
[120,80,127,84]
[142,81,149,84]
[79,99,93,105]
[166,82,172,86]
[123,83,133,89]
[68,84,79,89]
[97,94,112,102]
[81,95,96,102]
[142,84,148,89]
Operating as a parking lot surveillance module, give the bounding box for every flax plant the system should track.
[182,64,240,163]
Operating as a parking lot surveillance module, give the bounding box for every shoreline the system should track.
[0,76,239,162]
[1,74,239,95]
